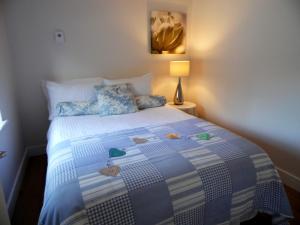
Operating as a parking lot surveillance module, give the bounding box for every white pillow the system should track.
[42,77,103,120]
[103,73,152,96]
[62,77,103,85]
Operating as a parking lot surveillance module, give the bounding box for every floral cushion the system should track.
[135,95,166,110]
[95,84,138,116]
[55,101,99,117]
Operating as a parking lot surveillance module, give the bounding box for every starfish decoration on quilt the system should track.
[196,132,214,140]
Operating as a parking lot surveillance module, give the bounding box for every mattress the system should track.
[40,106,293,225]
[47,106,194,150]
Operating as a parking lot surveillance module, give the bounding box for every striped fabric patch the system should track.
[166,171,204,215]
[231,186,256,221]
[250,153,280,184]
[180,147,223,170]
[79,172,127,208]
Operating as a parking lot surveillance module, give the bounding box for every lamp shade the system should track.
[170,61,190,77]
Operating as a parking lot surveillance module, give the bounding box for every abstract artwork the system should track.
[150,11,186,54]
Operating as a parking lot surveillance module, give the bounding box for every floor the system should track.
[12,155,300,225]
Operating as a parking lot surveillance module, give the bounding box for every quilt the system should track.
[39,118,293,225]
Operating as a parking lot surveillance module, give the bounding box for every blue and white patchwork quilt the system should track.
[39,118,293,225]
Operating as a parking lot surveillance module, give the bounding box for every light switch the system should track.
[54,30,65,44]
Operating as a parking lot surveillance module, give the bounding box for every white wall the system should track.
[0,0,24,214]
[190,0,300,186]
[4,0,192,147]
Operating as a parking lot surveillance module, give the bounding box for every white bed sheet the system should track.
[47,106,194,149]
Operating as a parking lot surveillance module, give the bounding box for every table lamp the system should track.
[170,61,190,105]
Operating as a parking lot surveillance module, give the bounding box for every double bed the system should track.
[39,105,293,225]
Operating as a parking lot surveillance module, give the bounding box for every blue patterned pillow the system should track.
[95,84,138,116]
[135,95,166,110]
[55,101,99,117]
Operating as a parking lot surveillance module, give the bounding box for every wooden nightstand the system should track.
[167,101,197,116]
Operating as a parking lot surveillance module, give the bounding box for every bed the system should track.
[39,106,293,225]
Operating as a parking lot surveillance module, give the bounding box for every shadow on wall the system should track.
[188,0,300,186]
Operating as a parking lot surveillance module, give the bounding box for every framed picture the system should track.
[150,11,186,54]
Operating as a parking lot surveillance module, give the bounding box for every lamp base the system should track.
[174,77,184,105]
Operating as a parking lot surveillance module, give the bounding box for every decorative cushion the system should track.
[42,77,103,120]
[135,95,166,110]
[95,84,138,117]
[103,73,152,96]
[55,101,99,117]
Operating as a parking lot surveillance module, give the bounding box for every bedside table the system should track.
[167,101,197,116]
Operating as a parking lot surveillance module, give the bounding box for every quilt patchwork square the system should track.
[46,149,77,194]
[166,171,204,215]
[121,161,164,191]
[255,181,282,212]
[169,119,203,136]
[151,154,196,179]
[204,197,231,225]
[180,147,224,170]
[72,140,106,159]
[230,139,262,155]
[72,140,107,166]
[165,137,200,152]
[250,153,280,184]
[44,182,86,223]
[139,142,175,158]
[101,136,134,150]
[86,194,135,225]
[80,174,128,208]
[198,163,232,201]
[208,142,247,161]
[226,157,256,192]
[230,186,255,222]
[129,182,173,225]
[174,205,204,225]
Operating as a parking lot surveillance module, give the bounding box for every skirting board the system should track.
[6,144,46,218]
[7,148,28,218]
[277,167,300,193]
